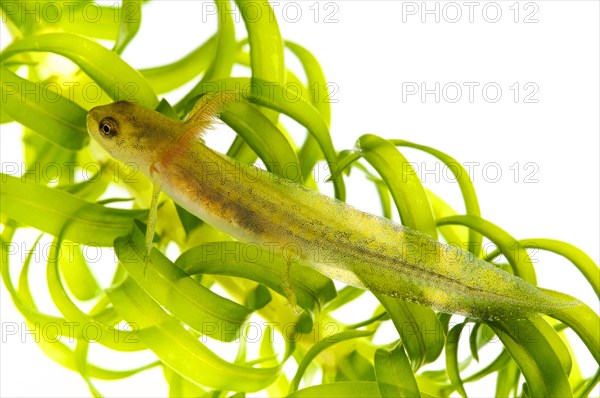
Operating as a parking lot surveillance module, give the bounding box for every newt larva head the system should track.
[86,101,182,176]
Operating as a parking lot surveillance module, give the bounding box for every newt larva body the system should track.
[86,98,574,320]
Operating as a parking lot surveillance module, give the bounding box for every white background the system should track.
[1,1,599,397]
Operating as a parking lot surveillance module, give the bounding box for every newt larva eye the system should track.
[98,117,119,139]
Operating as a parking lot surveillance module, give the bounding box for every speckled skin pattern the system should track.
[87,101,575,320]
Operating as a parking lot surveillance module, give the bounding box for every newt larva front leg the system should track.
[144,182,162,261]
[86,98,577,321]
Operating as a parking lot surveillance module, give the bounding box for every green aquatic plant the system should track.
[1,1,598,397]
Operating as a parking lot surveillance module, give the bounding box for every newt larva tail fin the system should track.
[329,224,582,321]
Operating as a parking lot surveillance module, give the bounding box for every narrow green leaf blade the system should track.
[58,241,101,300]
[1,32,158,108]
[516,239,598,298]
[196,0,236,82]
[390,139,482,256]
[246,284,272,310]
[376,295,445,370]
[288,381,382,398]
[115,227,254,342]
[234,0,284,86]
[176,241,336,312]
[426,189,468,248]
[489,317,573,398]
[357,134,437,239]
[374,344,421,398]
[112,0,142,54]
[438,215,536,284]
[289,330,374,393]
[286,40,332,179]
[445,323,468,397]
[175,203,203,237]
[46,237,145,351]
[1,174,146,246]
[542,289,600,365]
[220,100,301,182]
[106,277,281,392]
[1,67,89,149]
[139,36,215,94]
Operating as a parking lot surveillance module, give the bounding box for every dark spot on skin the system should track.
[229,202,264,234]
[210,186,266,235]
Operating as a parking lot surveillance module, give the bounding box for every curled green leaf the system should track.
[375,344,421,398]
[357,135,437,239]
[1,32,158,108]
[112,0,142,54]
[0,67,88,149]
[176,241,336,312]
[107,277,281,392]
[115,225,254,342]
[1,174,146,246]
[289,330,374,393]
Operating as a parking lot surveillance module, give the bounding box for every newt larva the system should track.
[86,95,575,320]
